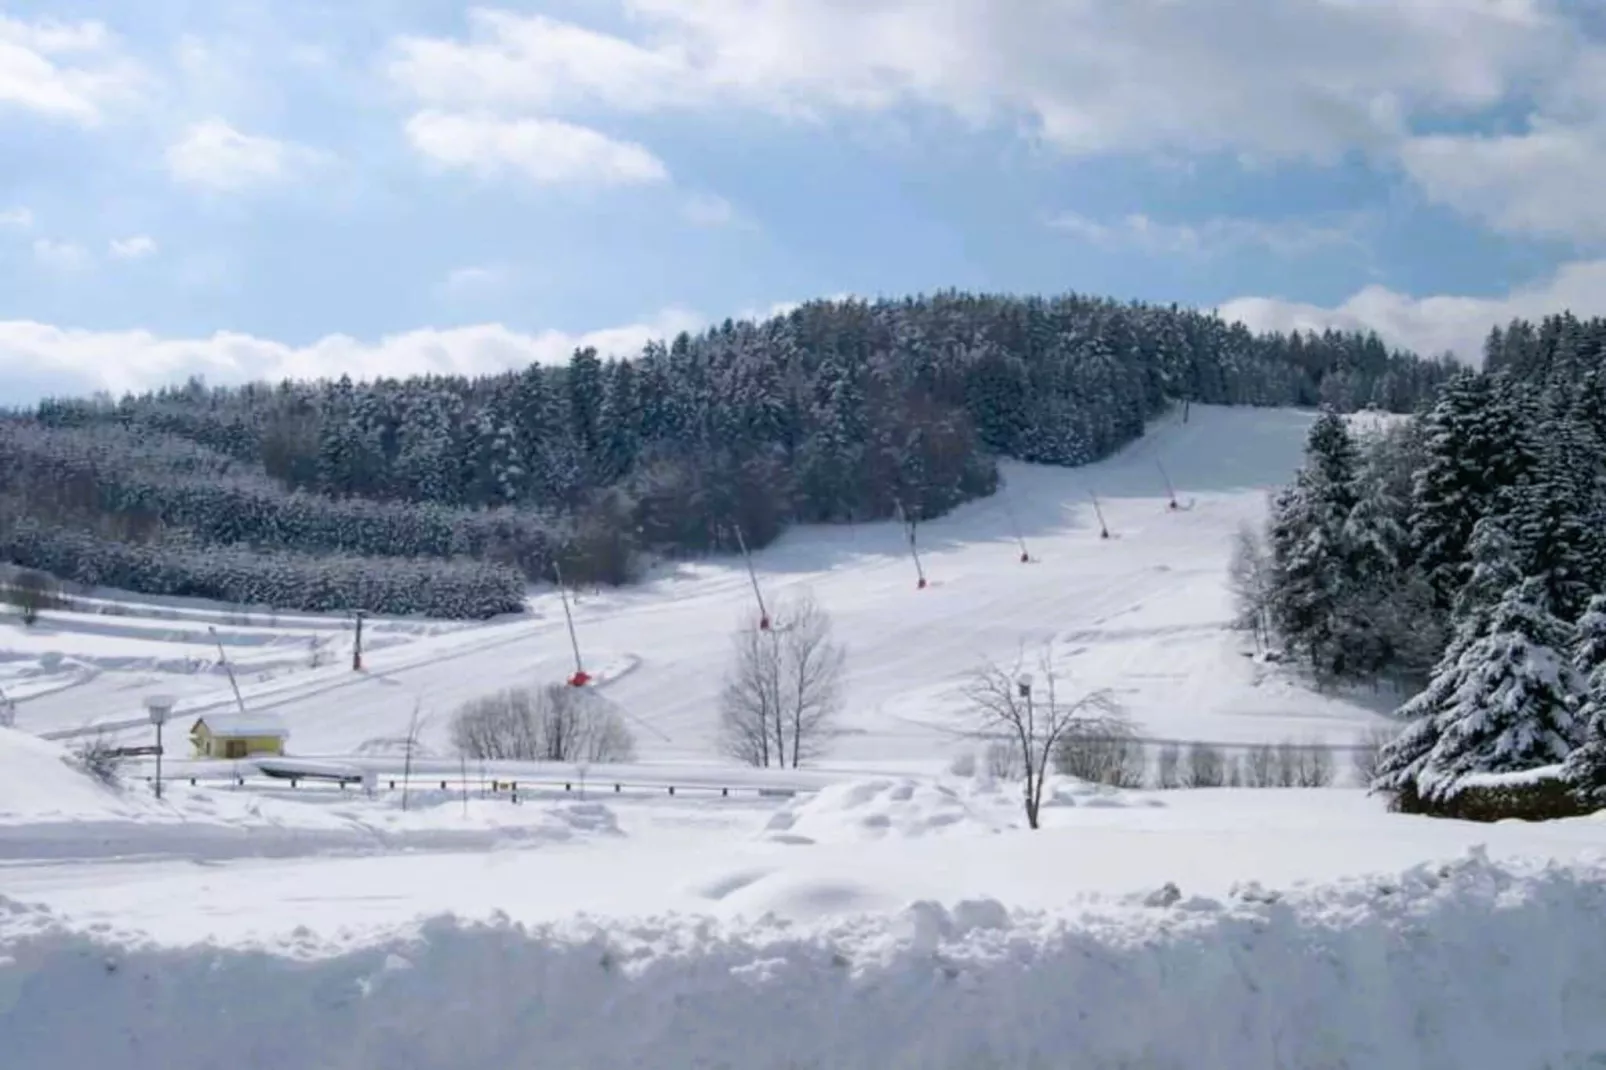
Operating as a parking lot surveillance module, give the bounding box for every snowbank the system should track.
[2,849,1603,1069]
[761,778,1007,843]
[0,726,144,823]
[760,776,1161,845]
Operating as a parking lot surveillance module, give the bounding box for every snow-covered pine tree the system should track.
[1267,409,1359,676]
[1508,467,1599,626]
[1562,594,1606,805]
[1373,576,1581,808]
[1337,426,1422,676]
[1409,371,1534,610]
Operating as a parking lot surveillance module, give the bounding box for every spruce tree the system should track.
[1373,577,1581,806]
[1267,409,1359,676]
[1562,594,1606,805]
[1409,371,1535,610]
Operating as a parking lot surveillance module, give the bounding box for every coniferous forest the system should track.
[1248,312,1606,815]
[0,293,1450,619]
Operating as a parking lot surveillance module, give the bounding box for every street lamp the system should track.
[144,694,174,800]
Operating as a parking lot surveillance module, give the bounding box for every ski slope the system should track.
[5,404,1606,1069]
[5,404,1397,762]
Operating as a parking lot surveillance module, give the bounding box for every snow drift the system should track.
[759,776,1160,845]
[3,849,1604,1070]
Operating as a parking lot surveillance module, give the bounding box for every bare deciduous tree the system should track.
[961,647,1121,829]
[401,701,426,813]
[719,593,845,768]
[450,684,636,764]
[1228,522,1275,653]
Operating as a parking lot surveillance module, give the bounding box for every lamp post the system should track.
[1016,673,1034,789]
[144,694,174,800]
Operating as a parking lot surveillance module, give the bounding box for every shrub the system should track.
[1244,743,1277,787]
[1154,742,1182,789]
[1054,715,1146,788]
[1292,741,1336,787]
[1350,724,1399,787]
[1182,742,1227,788]
[450,684,637,763]
[5,568,63,625]
[985,740,1022,781]
[71,734,124,787]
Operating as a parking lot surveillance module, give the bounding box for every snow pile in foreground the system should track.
[760,776,1159,845]
[5,849,1601,1070]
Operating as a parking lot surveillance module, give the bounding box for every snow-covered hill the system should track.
[5,404,1399,764]
[4,404,1606,1069]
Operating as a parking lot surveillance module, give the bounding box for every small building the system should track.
[190,712,289,760]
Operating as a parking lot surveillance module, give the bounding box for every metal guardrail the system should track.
[135,771,802,802]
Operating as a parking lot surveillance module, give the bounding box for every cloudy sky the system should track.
[3,0,1606,402]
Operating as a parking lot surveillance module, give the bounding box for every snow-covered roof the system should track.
[192,712,290,739]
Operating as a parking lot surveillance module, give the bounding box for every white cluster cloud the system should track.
[108,235,158,260]
[1221,258,1606,363]
[389,11,674,186]
[10,256,1606,404]
[164,118,325,192]
[0,14,142,124]
[404,110,667,186]
[0,307,707,401]
[383,1,1604,241]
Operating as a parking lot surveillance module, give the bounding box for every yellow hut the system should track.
[190,712,289,760]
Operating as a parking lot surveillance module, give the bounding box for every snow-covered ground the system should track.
[7,404,1400,761]
[4,403,1605,1068]
[3,761,1604,1067]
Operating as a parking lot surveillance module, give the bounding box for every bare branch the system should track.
[960,645,1122,828]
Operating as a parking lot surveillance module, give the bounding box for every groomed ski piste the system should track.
[3,404,1605,1069]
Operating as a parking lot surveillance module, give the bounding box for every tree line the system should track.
[1238,312,1606,815]
[2,293,1449,617]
